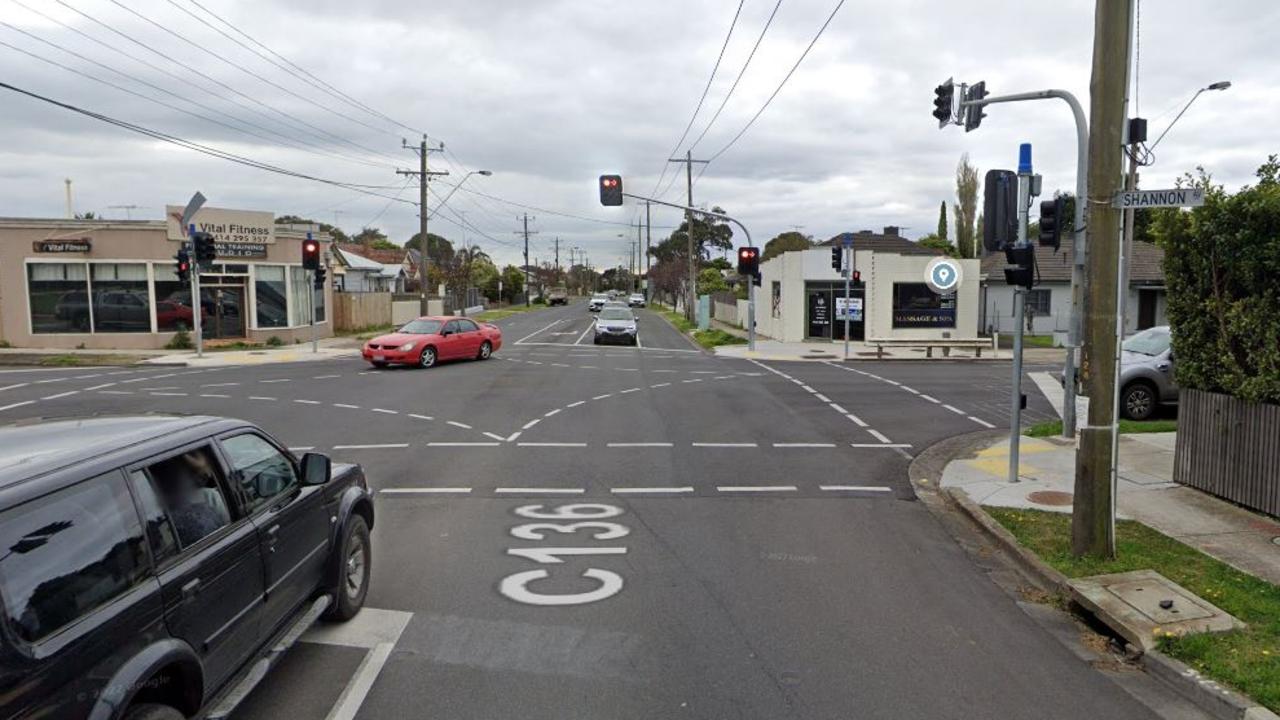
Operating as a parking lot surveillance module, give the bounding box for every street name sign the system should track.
[1112,187,1205,209]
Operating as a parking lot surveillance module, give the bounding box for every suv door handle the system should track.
[181,578,201,600]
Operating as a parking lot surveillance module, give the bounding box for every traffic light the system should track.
[851,269,863,287]
[313,266,327,290]
[830,246,843,272]
[192,231,217,270]
[174,248,191,282]
[599,175,623,206]
[1003,245,1036,289]
[1038,196,1065,252]
[963,81,988,132]
[302,237,320,270]
[983,169,1018,253]
[737,246,760,277]
[932,79,955,127]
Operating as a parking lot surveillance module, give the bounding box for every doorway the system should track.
[1137,289,1158,330]
[806,283,864,341]
[200,285,246,339]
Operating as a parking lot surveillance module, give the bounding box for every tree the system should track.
[352,226,400,250]
[75,211,96,220]
[276,215,349,244]
[937,201,948,241]
[696,267,729,296]
[707,257,732,271]
[651,206,735,265]
[916,233,957,257]
[499,265,525,303]
[405,232,455,265]
[762,231,812,261]
[955,153,980,258]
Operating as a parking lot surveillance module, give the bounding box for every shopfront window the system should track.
[255,265,288,329]
[154,266,194,333]
[289,266,324,326]
[90,264,151,333]
[28,263,90,333]
[892,282,955,329]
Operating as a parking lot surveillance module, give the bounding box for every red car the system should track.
[363,316,502,368]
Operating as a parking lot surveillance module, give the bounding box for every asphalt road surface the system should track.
[0,302,1179,719]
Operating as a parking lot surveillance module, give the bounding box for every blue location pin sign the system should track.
[933,263,954,288]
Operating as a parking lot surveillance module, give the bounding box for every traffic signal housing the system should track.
[313,266,327,290]
[851,269,863,287]
[174,248,191,282]
[963,81,988,132]
[192,231,217,270]
[830,246,843,272]
[1003,245,1036,289]
[302,237,321,270]
[1038,197,1065,252]
[737,246,760,277]
[983,169,1018,253]
[599,175,623,206]
[932,79,955,127]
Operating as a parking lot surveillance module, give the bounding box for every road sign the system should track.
[1112,187,1205,209]
[180,191,206,229]
[925,257,962,294]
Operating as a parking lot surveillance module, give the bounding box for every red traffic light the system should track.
[303,240,319,253]
[736,245,761,276]
[599,174,624,206]
[852,270,862,283]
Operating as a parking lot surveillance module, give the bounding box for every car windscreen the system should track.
[399,319,443,335]
[1122,327,1170,356]
[599,309,633,321]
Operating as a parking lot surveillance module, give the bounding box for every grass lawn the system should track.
[336,324,398,342]
[997,334,1056,348]
[1024,418,1178,437]
[987,507,1280,711]
[691,328,746,348]
[472,304,542,322]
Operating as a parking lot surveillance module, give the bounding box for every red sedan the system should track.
[362,316,502,369]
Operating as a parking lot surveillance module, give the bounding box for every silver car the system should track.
[1117,326,1177,420]
[594,306,638,345]
[588,294,608,312]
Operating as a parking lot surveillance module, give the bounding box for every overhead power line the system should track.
[0,81,417,203]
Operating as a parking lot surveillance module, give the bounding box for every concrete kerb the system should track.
[913,432,1279,720]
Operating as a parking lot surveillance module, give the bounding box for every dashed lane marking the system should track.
[567,400,586,408]
[0,400,35,412]
[99,390,133,395]
[814,393,831,402]
[543,408,561,417]
[820,361,996,431]
[619,388,641,394]
[942,404,966,415]
[260,379,291,383]
[0,383,30,392]
[334,403,361,409]
[692,442,758,448]
[199,393,230,399]
[494,488,585,495]
[522,419,541,430]
[845,413,869,427]
[249,396,277,401]
[447,420,473,429]
[517,442,588,447]
[381,488,472,495]
[866,428,894,444]
[42,390,80,400]
[408,414,433,421]
[371,408,399,415]
[969,416,997,428]
[611,487,694,494]
[773,443,837,448]
[607,442,673,448]
[592,393,613,400]
[83,383,116,392]
[312,374,341,379]
[483,432,507,441]
[849,443,913,449]
[151,392,188,397]
[334,443,410,450]
[716,486,797,493]
[919,394,940,403]
[428,442,501,447]
[820,485,893,493]
[294,399,321,405]
[287,446,315,452]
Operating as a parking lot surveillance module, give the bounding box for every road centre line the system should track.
[522,419,541,430]
[543,408,561,417]
[566,400,586,408]
[902,387,920,394]
[681,378,702,383]
[692,442,757,448]
[408,413,433,421]
[371,408,398,415]
[83,383,116,391]
[920,394,940,403]
[517,442,588,447]
[716,486,796,493]
[381,488,472,494]
[592,393,613,400]
[814,393,831,402]
[942,404,966,415]
[619,388,641,394]
[650,382,671,388]
[42,390,80,400]
[294,399,321,405]
[260,379,291,383]
[0,400,35,411]
[199,393,230,399]
[312,374,341,379]
[969,416,997,428]
[447,420,473,429]
[202,382,239,387]
[495,488,585,495]
[334,403,360,409]
[845,412,869,427]
[334,443,409,450]
[429,442,501,447]
[34,378,67,384]
[0,383,29,392]
[249,396,277,401]
[866,429,894,444]
[607,442,673,447]
[99,390,133,395]
[611,487,693,494]
[151,392,187,397]
[820,485,893,493]
[850,443,913,448]
[773,443,836,448]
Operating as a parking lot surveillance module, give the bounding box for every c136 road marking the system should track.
[500,503,628,607]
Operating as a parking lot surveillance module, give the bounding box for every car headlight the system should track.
[398,342,416,351]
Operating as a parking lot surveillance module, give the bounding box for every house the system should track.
[332,247,405,292]
[979,238,1167,339]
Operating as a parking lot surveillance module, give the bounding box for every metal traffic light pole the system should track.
[621,192,754,350]
[188,224,203,359]
[1009,146,1034,484]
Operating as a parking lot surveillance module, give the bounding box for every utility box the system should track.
[697,295,711,331]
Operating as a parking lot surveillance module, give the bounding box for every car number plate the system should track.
[373,355,385,362]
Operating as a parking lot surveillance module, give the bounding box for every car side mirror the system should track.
[301,452,331,486]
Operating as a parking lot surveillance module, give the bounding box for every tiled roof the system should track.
[979,238,1165,284]
[335,243,405,265]
[818,230,943,256]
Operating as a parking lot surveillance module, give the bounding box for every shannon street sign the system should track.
[1112,187,1206,209]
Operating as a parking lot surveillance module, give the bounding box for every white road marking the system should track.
[82,382,116,391]
[294,399,322,405]
[261,379,291,383]
[522,419,541,430]
[525,360,544,365]
[0,383,30,392]
[574,323,595,345]
[607,442,673,447]
[902,387,920,394]
[866,428,894,444]
[199,393,230,399]
[495,488,585,494]
[334,443,409,449]
[820,485,893,493]
[141,386,180,391]
[312,374,341,379]
[323,641,395,720]
[882,379,901,386]
[652,369,677,373]
[202,382,239,387]
[845,413,869,427]
[517,442,588,447]
[0,400,35,411]
[772,443,836,448]
[99,390,134,395]
[288,446,315,452]
[42,390,80,400]
[151,392,188,397]
[592,393,613,400]
[381,488,472,494]
[578,365,598,369]
[943,404,966,415]
[515,318,567,344]
[650,382,672,388]
[716,486,796,493]
[969,416,997,428]
[619,387,641,394]
[566,400,586,408]
[681,378,702,384]
[813,393,831,402]
[334,403,361,409]
[483,432,507,441]
[830,403,850,414]
[371,408,399,415]
[610,487,693,494]
[692,442,758,448]
[447,420,473,429]
[408,413,433,421]
[249,396,277,401]
[617,368,639,372]
[505,432,522,442]
[428,442,501,447]
[34,378,66,384]
[543,408,561,417]
[849,443,913,448]
[551,363,571,367]
[690,370,716,375]
[920,394,940,403]
[800,385,816,393]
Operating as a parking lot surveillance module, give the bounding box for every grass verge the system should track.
[1024,418,1177,437]
[472,305,542,322]
[987,507,1280,711]
[692,328,747,348]
[997,333,1057,348]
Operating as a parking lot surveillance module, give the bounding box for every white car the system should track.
[588,294,608,312]
[627,293,646,308]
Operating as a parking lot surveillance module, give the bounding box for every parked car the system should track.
[548,286,569,306]
[594,306,639,345]
[362,315,502,368]
[1060,325,1178,420]
[588,294,608,312]
[0,415,374,720]
[627,293,645,308]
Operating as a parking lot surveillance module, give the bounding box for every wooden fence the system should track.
[333,292,391,331]
[1174,388,1280,517]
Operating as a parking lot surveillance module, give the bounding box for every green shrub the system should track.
[165,329,193,350]
[532,296,546,305]
[0,340,9,348]
[1156,157,1280,404]
[266,335,284,347]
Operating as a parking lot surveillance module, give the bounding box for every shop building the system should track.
[0,208,333,349]
[752,228,982,343]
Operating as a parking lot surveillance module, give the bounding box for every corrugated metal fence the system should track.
[1174,388,1280,516]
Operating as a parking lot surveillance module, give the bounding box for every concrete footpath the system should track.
[143,337,360,367]
[714,338,1011,362]
[942,432,1280,587]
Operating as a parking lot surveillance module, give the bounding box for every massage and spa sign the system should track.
[166,205,274,257]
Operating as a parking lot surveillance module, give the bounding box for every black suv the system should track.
[0,415,375,720]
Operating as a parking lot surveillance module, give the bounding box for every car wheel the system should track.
[325,515,370,622]
[124,704,185,720]
[370,361,388,369]
[1121,381,1157,421]
[477,341,492,360]
[418,346,436,369]
[593,336,601,345]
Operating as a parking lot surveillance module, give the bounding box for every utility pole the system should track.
[553,236,561,285]
[669,150,710,320]
[1073,0,1134,559]
[516,214,538,306]
[634,221,643,293]
[644,201,653,302]
[399,136,447,316]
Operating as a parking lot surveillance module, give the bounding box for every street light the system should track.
[428,169,492,220]
[1148,81,1231,153]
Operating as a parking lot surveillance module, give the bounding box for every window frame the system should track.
[456,318,479,332]
[214,430,301,517]
[124,441,243,557]
[1025,288,1052,317]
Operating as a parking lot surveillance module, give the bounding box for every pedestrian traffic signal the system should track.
[1038,196,1065,252]
[302,237,320,270]
[737,246,760,276]
[983,169,1018,252]
[963,81,988,132]
[851,269,862,287]
[599,175,623,206]
[1003,245,1036,289]
[192,231,217,270]
[174,248,191,282]
[313,266,327,290]
[831,246,843,272]
[933,79,955,127]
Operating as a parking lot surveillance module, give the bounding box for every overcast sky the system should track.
[1,0,1275,269]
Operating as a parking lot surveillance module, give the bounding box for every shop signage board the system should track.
[835,296,863,321]
[32,239,91,253]
[214,242,268,258]
[166,205,275,245]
